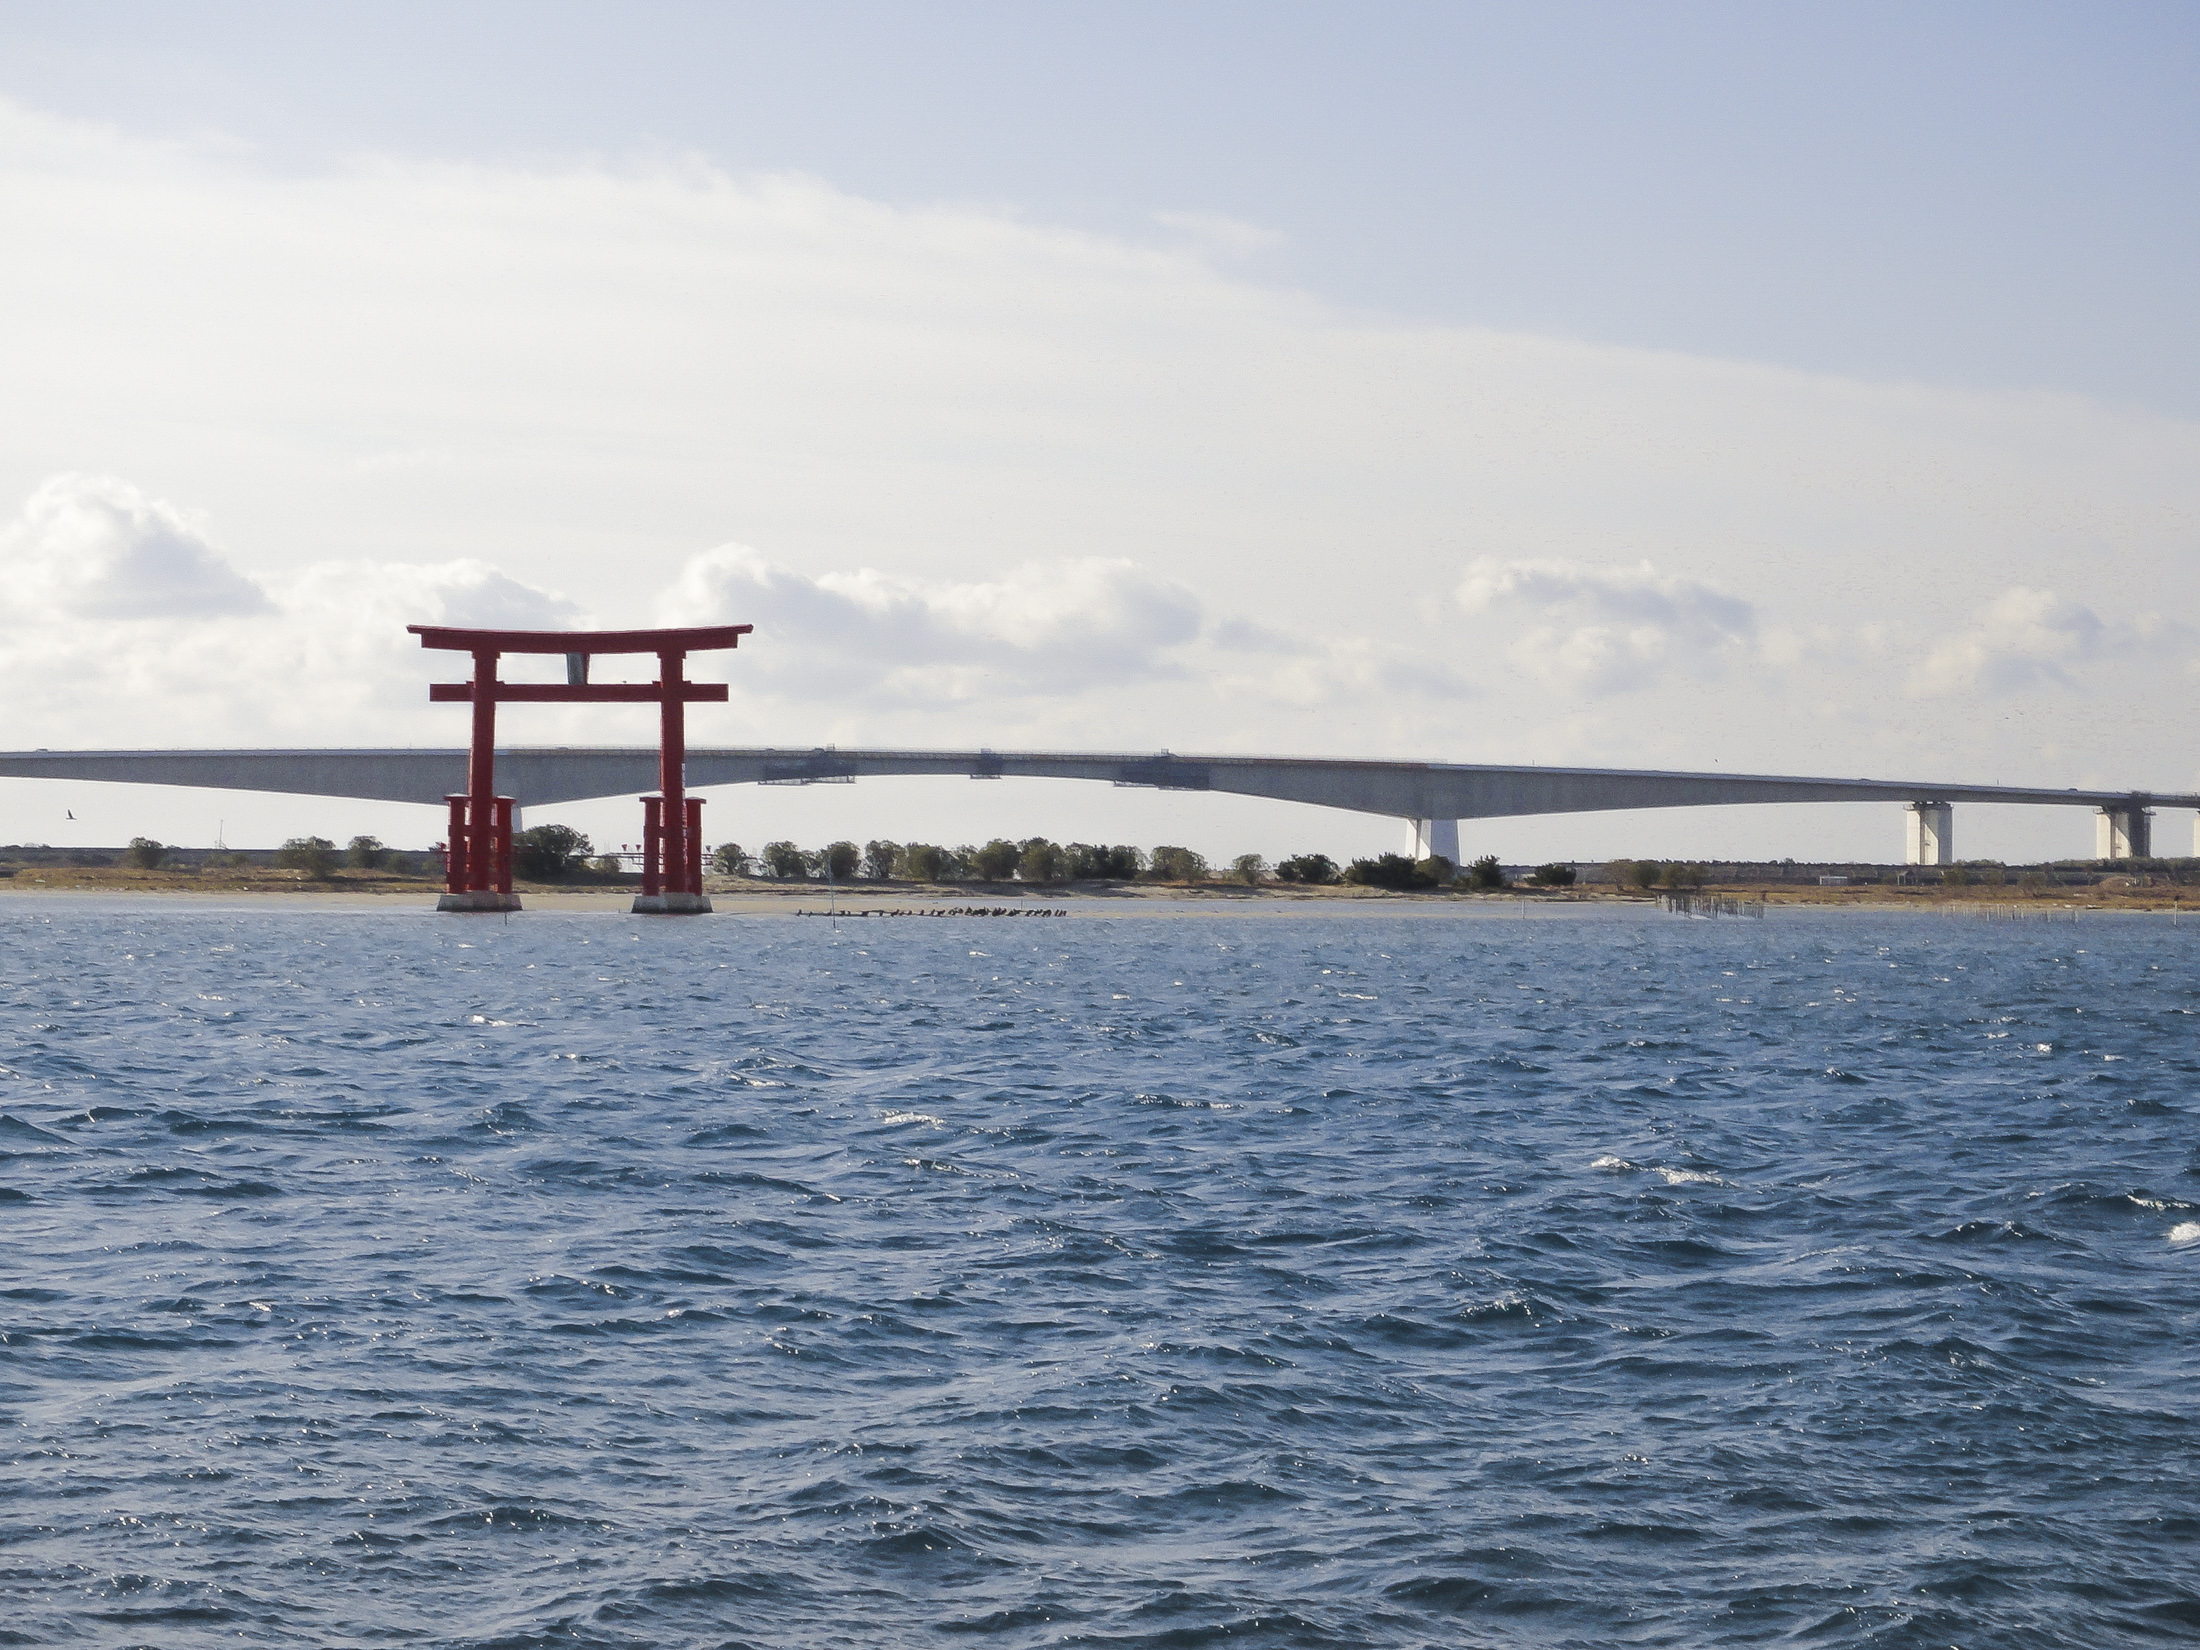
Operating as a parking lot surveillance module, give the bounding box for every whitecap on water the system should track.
[2168,1221,2200,1247]
[1592,1154,1730,1187]
[1655,1166,1733,1187]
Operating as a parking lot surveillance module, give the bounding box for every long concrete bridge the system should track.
[0,747,2189,862]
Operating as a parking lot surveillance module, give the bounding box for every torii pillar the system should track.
[409,624,751,914]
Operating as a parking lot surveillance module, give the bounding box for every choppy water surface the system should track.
[1,901,2197,1649]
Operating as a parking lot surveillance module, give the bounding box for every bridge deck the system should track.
[0,748,2187,821]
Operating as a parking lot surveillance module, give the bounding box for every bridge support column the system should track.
[2096,804,2152,860]
[1904,801,1953,866]
[1410,818,1461,864]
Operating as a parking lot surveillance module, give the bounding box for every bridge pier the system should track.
[1904,801,1954,866]
[2096,803,2153,860]
[1410,817,1460,864]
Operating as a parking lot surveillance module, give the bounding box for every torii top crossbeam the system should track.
[409,623,751,906]
[408,625,754,656]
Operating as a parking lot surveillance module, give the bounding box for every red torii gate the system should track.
[409,624,752,913]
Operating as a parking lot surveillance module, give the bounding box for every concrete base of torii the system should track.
[631,892,714,915]
[436,890,524,912]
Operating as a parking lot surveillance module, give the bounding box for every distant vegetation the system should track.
[55,834,2200,900]
[1608,859,1707,890]
[78,825,1589,895]
[275,836,338,878]
[513,824,593,879]
[1344,853,1447,891]
[692,837,1559,892]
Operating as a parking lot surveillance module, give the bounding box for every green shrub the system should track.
[1274,853,1339,885]
[1529,862,1577,887]
[513,824,592,879]
[969,839,1020,881]
[896,843,949,882]
[1467,854,1507,890]
[1147,845,1209,882]
[1346,853,1437,890]
[275,836,337,878]
[124,837,166,871]
[1065,843,1142,879]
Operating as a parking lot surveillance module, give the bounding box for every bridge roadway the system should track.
[0,747,2189,862]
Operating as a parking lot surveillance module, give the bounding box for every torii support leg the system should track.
[632,653,712,913]
[443,794,469,894]
[436,648,522,912]
[437,794,521,911]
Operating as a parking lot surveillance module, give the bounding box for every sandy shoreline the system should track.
[0,883,2189,917]
[0,885,1598,916]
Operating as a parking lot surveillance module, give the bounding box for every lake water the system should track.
[1,899,2196,1648]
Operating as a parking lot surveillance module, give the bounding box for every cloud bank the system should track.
[660,548,1203,701]
[1456,557,1757,694]
[0,474,270,621]
[1899,586,2200,699]
[0,96,2194,812]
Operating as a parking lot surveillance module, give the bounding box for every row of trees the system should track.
[123,835,420,878]
[699,838,1581,890]
[714,838,1172,884]
[117,827,1572,891]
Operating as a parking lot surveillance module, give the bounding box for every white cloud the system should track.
[0,476,583,745]
[0,473,269,621]
[284,558,580,637]
[1907,586,2189,697]
[1229,636,1476,711]
[0,473,1470,749]
[660,545,1202,702]
[1455,557,1756,695]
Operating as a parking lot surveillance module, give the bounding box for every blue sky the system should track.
[10,1,2194,408]
[0,3,2193,863]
